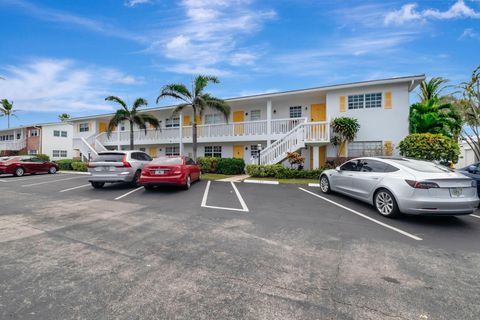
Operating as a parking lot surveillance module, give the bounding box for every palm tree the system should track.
[156,75,230,159]
[0,99,18,128]
[418,77,448,103]
[105,96,160,150]
[330,117,360,158]
[58,113,71,121]
[409,98,463,140]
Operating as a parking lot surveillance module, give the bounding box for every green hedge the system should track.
[196,157,245,175]
[216,158,245,175]
[54,159,87,172]
[246,164,323,179]
[398,133,460,163]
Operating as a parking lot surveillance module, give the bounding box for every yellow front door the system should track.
[233,145,244,159]
[148,147,157,158]
[310,104,326,121]
[233,111,244,135]
[99,122,108,133]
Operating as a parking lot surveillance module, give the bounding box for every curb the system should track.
[244,179,279,185]
[308,183,320,187]
[59,171,91,175]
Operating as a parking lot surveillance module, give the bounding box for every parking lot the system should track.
[1,172,480,319]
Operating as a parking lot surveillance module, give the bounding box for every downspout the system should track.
[33,125,42,154]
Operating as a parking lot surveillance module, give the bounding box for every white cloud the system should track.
[385,1,480,25]
[0,59,142,113]
[124,0,151,7]
[460,28,480,39]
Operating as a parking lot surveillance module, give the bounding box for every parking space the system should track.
[1,173,480,319]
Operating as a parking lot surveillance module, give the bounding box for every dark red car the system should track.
[139,156,201,190]
[0,156,59,177]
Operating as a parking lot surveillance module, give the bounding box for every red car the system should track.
[139,156,201,190]
[0,156,59,177]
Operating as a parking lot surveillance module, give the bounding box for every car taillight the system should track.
[405,180,440,189]
[173,166,182,174]
[116,155,131,168]
[87,162,94,168]
[141,168,150,176]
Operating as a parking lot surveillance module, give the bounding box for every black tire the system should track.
[319,175,331,194]
[374,189,400,218]
[48,166,57,174]
[183,175,191,190]
[14,167,25,177]
[91,182,105,189]
[131,170,141,188]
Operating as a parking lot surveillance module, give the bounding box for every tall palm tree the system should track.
[0,99,18,128]
[418,77,448,103]
[156,75,230,159]
[58,113,71,121]
[105,96,160,150]
[409,98,463,140]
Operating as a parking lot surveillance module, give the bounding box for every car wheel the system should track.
[131,170,141,188]
[91,182,105,189]
[48,166,57,174]
[374,189,400,218]
[184,175,191,190]
[320,175,331,194]
[14,167,24,177]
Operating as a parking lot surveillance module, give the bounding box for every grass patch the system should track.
[202,173,235,180]
[247,177,318,185]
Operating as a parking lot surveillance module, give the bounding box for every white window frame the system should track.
[289,106,302,118]
[250,144,260,157]
[28,149,38,155]
[204,146,222,158]
[165,117,180,128]
[348,92,382,110]
[61,131,68,137]
[79,123,89,132]
[30,129,39,137]
[250,110,261,121]
[347,141,383,157]
[365,93,382,108]
[165,146,180,156]
[53,130,60,137]
[204,114,224,125]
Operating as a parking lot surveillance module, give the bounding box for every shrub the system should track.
[286,152,305,169]
[36,154,50,161]
[216,158,245,175]
[71,161,88,172]
[398,133,460,163]
[55,159,76,170]
[196,157,218,173]
[246,164,323,179]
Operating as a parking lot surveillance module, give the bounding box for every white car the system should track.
[319,157,479,218]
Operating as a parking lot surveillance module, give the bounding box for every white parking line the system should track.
[21,176,85,187]
[471,214,480,219]
[201,181,249,212]
[308,183,320,187]
[59,184,91,193]
[114,186,144,200]
[0,179,8,182]
[298,187,422,241]
[244,179,279,185]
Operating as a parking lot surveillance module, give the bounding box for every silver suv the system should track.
[88,151,153,189]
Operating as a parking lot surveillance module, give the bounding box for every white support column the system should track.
[179,113,184,156]
[116,125,120,151]
[267,99,272,146]
[312,146,320,169]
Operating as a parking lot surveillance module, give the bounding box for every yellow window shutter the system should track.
[384,92,392,109]
[195,115,202,125]
[339,96,346,112]
[339,142,346,157]
[383,140,393,156]
[183,116,191,126]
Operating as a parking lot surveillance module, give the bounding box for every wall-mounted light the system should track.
[305,106,308,110]
[273,110,277,114]
[159,148,162,151]
[245,112,249,116]
[245,146,248,150]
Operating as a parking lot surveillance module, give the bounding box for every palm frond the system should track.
[194,75,219,96]
[419,77,448,103]
[172,103,191,116]
[107,110,129,137]
[137,113,161,131]
[202,94,230,120]
[156,84,192,104]
[132,98,148,112]
[105,96,128,111]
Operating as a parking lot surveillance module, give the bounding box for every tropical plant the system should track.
[398,133,460,163]
[418,77,448,103]
[0,99,18,128]
[58,113,71,121]
[408,98,463,140]
[156,75,230,159]
[330,117,360,157]
[458,65,480,160]
[105,96,160,150]
[286,151,305,169]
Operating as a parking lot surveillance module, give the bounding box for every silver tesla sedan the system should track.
[319,157,479,218]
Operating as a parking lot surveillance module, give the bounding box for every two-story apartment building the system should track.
[0,122,73,161]
[72,75,424,168]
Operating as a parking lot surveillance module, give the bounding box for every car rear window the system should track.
[152,157,183,165]
[91,153,125,162]
[390,159,450,173]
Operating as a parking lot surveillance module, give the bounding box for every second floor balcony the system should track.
[0,139,26,152]
[96,118,322,146]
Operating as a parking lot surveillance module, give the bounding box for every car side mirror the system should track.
[335,166,341,172]
[468,165,477,173]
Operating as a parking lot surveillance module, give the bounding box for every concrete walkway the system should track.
[216,174,250,182]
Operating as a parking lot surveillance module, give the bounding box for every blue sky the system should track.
[0,0,479,128]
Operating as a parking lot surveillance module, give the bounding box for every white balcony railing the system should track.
[97,118,308,146]
[0,139,26,151]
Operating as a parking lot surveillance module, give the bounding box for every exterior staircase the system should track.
[74,133,108,161]
[254,121,330,165]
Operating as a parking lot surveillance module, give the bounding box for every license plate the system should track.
[450,187,464,198]
[155,169,165,175]
[94,167,104,172]
[108,166,116,172]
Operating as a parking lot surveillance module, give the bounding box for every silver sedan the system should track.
[319,157,479,218]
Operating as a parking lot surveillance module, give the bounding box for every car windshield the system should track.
[390,159,450,173]
[91,153,125,162]
[0,157,12,161]
[152,157,183,165]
